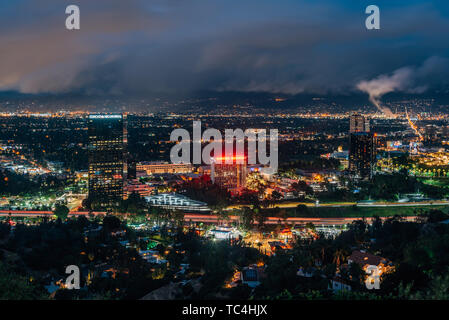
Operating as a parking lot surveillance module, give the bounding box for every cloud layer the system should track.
[0,0,449,96]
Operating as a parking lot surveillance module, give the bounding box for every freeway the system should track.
[183,213,417,226]
[0,210,105,217]
[226,200,449,210]
[0,210,417,226]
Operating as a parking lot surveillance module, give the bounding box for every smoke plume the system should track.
[356,67,414,117]
[357,56,449,117]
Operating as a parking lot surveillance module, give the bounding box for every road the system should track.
[182,213,417,226]
[0,209,423,226]
[226,200,449,210]
[0,210,105,217]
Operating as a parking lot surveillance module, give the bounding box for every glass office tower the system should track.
[88,114,125,207]
[349,132,375,180]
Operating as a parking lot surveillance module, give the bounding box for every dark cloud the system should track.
[0,0,448,95]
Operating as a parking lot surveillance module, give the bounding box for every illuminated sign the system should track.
[213,155,247,163]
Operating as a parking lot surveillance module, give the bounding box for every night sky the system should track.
[0,0,448,97]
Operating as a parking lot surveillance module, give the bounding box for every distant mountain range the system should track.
[0,90,448,113]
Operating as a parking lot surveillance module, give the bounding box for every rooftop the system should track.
[348,250,388,267]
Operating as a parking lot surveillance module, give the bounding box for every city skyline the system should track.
[2,0,449,306]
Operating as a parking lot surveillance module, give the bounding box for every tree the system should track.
[0,222,11,240]
[239,207,254,231]
[0,262,47,300]
[418,274,449,299]
[254,208,267,231]
[259,252,298,295]
[171,210,185,228]
[305,222,315,231]
[103,215,122,230]
[296,204,309,216]
[348,262,364,288]
[229,284,252,299]
[214,205,229,225]
[237,189,260,205]
[119,192,147,215]
[271,191,283,202]
[178,176,231,207]
[54,204,70,221]
[332,248,346,270]
[291,181,313,197]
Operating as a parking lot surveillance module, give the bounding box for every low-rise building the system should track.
[329,277,352,293]
[348,250,394,276]
[207,226,241,240]
[125,179,155,198]
[144,193,210,212]
[136,161,193,175]
[240,264,265,288]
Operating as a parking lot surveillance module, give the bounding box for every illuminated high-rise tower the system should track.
[350,113,370,133]
[349,113,374,180]
[349,132,375,180]
[88,114,125,207]
[211,155,247,191]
